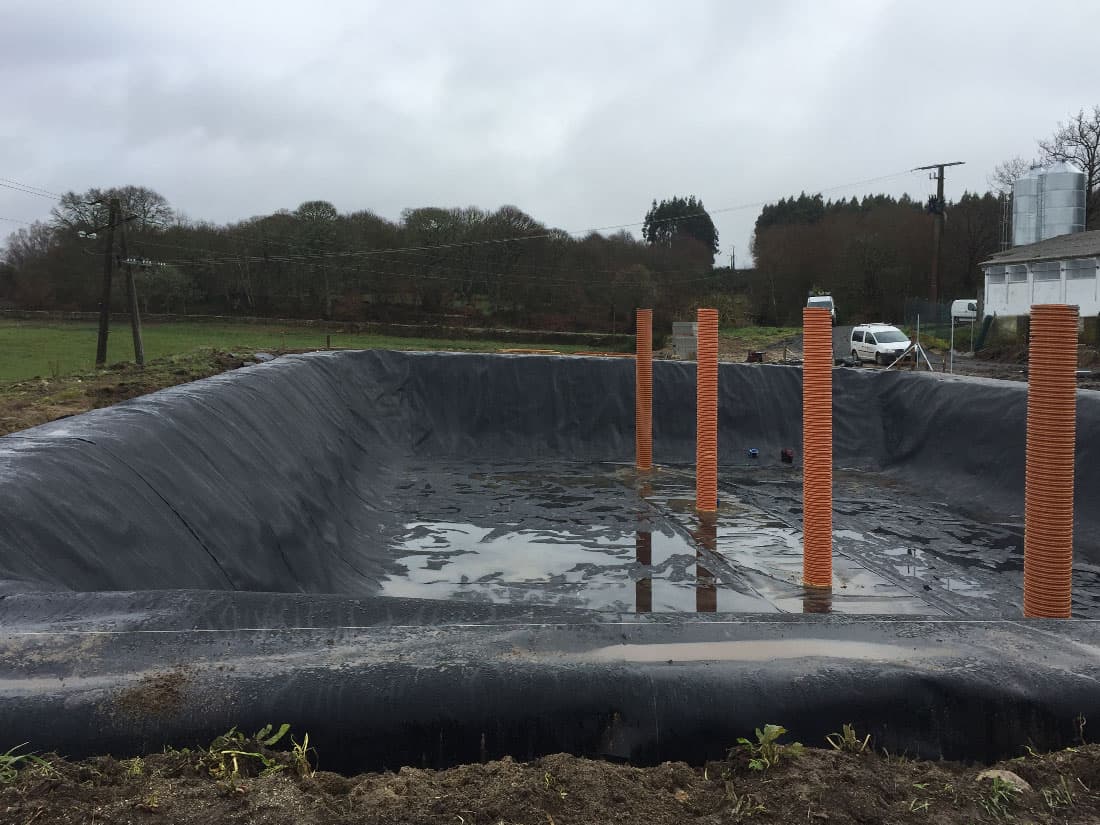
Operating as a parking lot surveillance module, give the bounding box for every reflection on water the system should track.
[802,587,832,614]
[635,530,652,613]
[881,546,993,598]
[383,519,775,613]
[376,463,1041,616]
[692,515,718,613]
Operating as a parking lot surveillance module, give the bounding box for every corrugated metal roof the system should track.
[981,230,1100,266]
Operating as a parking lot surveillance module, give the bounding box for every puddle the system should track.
[381,521,776,613]
[881,546,994,598]
[647,484,942,615]
[834,529,869,542]
[575,639,955,663]
[375,462,1087,618]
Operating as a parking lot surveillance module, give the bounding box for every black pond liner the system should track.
[2,351,1100,772]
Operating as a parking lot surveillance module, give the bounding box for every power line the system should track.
[16,166,920,260]
[0,216,34,225]
[0,181,60,200]
[150,233,729,286]
[583,168,919,233]
[163,248,725,288]
[126,168,915,270]
[123,233,731,280]
[0,177,65,199]
[7,166,922,270]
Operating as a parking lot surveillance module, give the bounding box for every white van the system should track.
[850,324,910,366]
[951,299,977,323]
[806,294,836,325]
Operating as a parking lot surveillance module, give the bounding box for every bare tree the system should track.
[2,221,56,268]
[50,186,174,232]
[1039,105,1100,228]
[294,200,339,316]
[988,156,1032,193]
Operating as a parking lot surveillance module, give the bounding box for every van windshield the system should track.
[807,297,832,308]
[875,330,908,343]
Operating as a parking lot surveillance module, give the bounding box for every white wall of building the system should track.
[983,257,1100,317]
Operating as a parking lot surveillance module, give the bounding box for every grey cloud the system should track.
[3,0,1100,260]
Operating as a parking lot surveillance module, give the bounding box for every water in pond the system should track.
[383,520,761,613]
[374,462,1073,615]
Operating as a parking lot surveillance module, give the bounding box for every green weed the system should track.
[723,781,766,819]
[255,723,291,747]
[825,724,871,754]
[204,724,293,780]
[732,724,803,771]
[979,775,1021,819]
[0,744,50,784]
[543,770,567,800]
[1042,775,1075,811]
[291,733,316,779]
[136,791,160,812]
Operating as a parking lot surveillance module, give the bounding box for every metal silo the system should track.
[1012,162,1087,246]
[1012,167,1041,246]
[1039,161,1087,240]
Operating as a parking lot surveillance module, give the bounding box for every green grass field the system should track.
[0,320,595,382]
[719,326,800,346]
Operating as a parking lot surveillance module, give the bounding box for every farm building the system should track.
[981,230,1100,318]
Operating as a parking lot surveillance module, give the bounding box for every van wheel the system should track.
[876,353,885,366]
[851,349,859,363]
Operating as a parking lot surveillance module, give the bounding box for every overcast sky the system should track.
[2,0,1099,264]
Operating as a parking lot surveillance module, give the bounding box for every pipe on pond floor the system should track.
[1025,304,1078,618]
[802,307,833,588]
[696,308,719,512]
[635,308,653,472]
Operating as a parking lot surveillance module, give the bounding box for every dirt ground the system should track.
[0,349,258,436]
[655,330,803,365]
[823,325,1100,389]
[3,732,1100,825]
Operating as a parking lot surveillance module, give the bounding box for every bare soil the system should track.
[4,738,1100,824]
[0,349,253,436]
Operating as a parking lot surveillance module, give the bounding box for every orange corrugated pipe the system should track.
[696,308,719,512]
[636,309,653,471]
[802,307,833,588]
[1024,304,1079,618]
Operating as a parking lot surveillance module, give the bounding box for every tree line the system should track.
[0,190,723,334]
[3,106,1095,333]
[748,106,1100,326]
[746,191,1002,325]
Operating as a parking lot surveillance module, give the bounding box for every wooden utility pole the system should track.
[118,215,145,366]
[94,199,120,367]
[914,161,964,303]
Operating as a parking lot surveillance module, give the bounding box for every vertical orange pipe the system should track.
[802,307,833,588]
[1024,304,1079,618]
[635,309,653,471]
[696,308,719,512]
